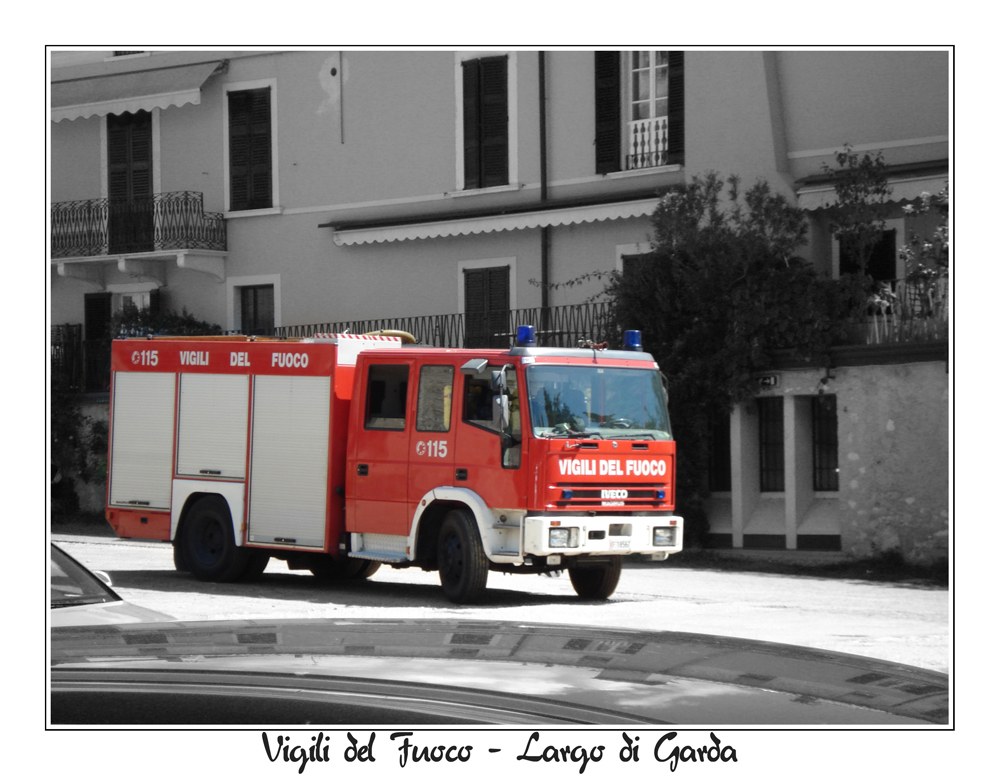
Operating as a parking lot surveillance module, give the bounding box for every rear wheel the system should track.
[181,495,249,582]
[239,550,271,582]
[568,557,622,600]
[437,509,489,604]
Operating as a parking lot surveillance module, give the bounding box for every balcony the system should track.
[51,191,226,259]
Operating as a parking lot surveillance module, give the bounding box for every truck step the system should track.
[348,550,409,564]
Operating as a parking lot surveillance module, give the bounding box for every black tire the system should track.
[350,559,381,579]
[437,509,489,604]
[172,540,190,573]
[239,550,271,582]
[568,557,622,600]
[181,495,249,582]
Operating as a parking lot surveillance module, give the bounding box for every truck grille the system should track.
[552,481,669,509]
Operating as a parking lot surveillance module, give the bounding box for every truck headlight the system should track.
[549,527,580,549]
[653,527,677,547]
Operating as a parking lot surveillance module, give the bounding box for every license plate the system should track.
[610,539,631,551]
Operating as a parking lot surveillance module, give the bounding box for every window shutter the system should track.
[462,60,481,190]
[479,56,508,188]
[464,266,510,347]
[463,57,508,189]
[107,111,151,201]
[229,89,272,211]
[666,51,685,166]
[594,51,622,174]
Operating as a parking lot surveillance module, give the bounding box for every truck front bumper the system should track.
[522,514,683,558]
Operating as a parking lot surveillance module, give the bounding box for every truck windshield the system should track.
[525,365,671,440]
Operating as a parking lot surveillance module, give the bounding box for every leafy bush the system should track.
[599,174,864,545]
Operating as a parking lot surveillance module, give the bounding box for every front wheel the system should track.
[568,557,622,600]
[181,495,249,582]
[437,509,489,604]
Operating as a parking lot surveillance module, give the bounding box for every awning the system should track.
[329,198,662,246]
[797,173,949,211]
[51,61,224,122]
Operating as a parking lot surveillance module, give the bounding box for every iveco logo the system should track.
[601,489,628,500]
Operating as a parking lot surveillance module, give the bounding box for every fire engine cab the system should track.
[105,326,683,603]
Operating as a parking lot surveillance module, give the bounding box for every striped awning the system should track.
[51,61,224,122]
[330,198,661,246]
[797,173,949,211]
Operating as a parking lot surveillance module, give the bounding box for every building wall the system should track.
[777,50,949,179]
[706,359,949,562]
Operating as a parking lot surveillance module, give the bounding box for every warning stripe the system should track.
[312,333,402,342]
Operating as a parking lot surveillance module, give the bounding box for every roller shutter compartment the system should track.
[247,375,331,548]
[109,372,176,509]
[176,373,249,479]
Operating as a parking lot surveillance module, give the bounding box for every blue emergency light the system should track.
[516,325,537,347]
[623,330,643,351]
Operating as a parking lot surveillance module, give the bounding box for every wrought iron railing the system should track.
[262,303,617,349]
[50,327,112,393]
[51,191,227,258]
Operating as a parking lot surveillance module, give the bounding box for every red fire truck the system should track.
[104,326,682,603]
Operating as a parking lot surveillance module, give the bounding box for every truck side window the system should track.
[365,364,409,430]
[463,364,521,469]
[416,365,454,432]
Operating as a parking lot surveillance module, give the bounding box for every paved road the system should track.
[52,534,951,673]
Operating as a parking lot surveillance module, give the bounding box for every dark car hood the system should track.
[50,618,949,726]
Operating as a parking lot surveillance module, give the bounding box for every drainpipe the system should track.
[538,51,550,333]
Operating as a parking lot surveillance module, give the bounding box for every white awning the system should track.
[797,173,949,211]
[51,61,223,122]
[332,198,662,246]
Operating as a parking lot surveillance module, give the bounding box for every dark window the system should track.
[594,51,622,174]
[594,51,684,173]
[812,395,840,492]
[240,285,274,335]
[757,397,784,492]
[113,51,144,57]
[228,88,272,211]
[708,413,732,492]
[462,56,508,189]
[84,293,112,342]
[464,265,510,348]
[365,364,409,431]
[840,229,897,282]
[416,365,454,432]
[107,110,153,253]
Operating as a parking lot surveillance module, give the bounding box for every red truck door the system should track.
[349,358,413,536]
[453,362,526,510]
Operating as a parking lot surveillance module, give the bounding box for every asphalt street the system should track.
[51,533,950,674]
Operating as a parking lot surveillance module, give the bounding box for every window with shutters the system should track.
[463,265,511,348]
[461,56,509,189]
[239,284,275,335]
[107,110,154,253]
[595,51,684,174]
[227,86,274,211]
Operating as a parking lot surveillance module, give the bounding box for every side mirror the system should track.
[490,369,507,392]
[492,394,510,432]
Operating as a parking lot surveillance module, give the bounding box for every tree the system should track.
[600,173,861,544]
[823,145,892,276]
